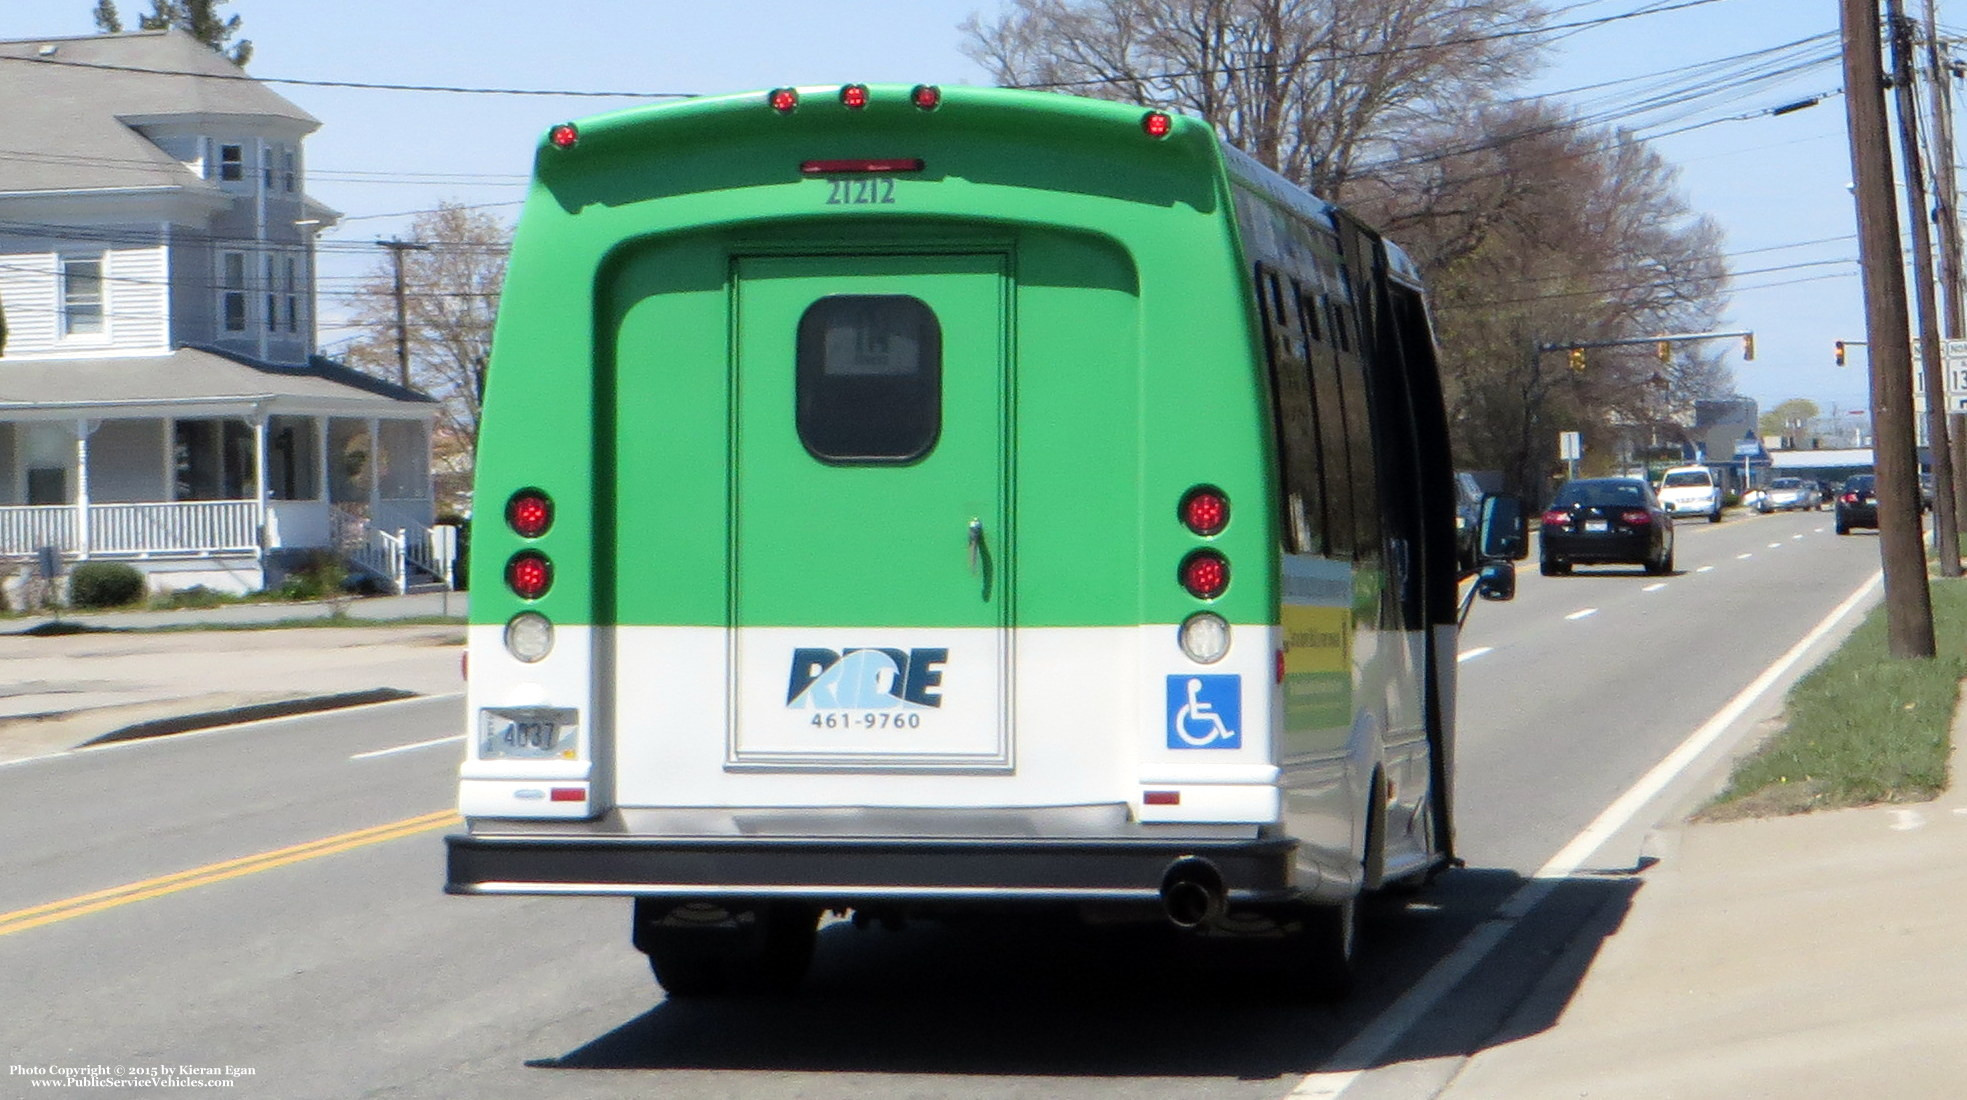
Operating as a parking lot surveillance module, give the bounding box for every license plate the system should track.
[479,707,578,759]
[1584,520,1609,532]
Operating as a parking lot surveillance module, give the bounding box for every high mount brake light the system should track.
[547,123,579,149]
[1179,486,1229,537]
[799,158,926,175]
[506,489,553,538]
[769,87,799,114]
[1179,550,1229,600]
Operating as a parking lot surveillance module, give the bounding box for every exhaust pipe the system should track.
[1159,857,1226,929]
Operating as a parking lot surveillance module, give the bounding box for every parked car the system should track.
[1920,473,1935,512]
[1758,477,1817,513]
[1539,477,1675,576]
[1834,474,1878,535]
[1656,464,1723,523]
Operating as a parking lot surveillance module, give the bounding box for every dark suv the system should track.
[1834,475,1878,535]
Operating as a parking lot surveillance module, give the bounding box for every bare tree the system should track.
[961,0,1549,198]
[340,203,507,511]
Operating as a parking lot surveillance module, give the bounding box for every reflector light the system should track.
[1179,486,1229,536]
[911,84,941,110]
[549,787,585,803]
[1179,550,1230,600]
[799,158,926,175]
[1143,110,1174,138]
[1144,791,1181,806]
[1179,612,1230,664]
[504,612,555,663]
[840,84,869,109]
[769,87,799,113]
[506,551,553,600]
[547,123,579,150]
[506,489,553,538]
[1621,509,1652,525]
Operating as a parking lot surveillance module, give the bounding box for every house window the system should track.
[24,423,70,505]
[284,255,301,333]
[261,146,273,188]
[219,144,243,182]
[60,255,105,337]
[281,148,296,193]
[222,252,246,332]
[267,416,320,500]
[264,254,277,333]
[173,419,255,501]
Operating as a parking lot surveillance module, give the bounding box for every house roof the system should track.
[0,29,317,195]
[0,346,435,418]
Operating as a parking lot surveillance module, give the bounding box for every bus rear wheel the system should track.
[1281,898,1358,1002]
[633,900,820,997]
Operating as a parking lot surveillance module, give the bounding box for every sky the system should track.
[0,0,1904,419]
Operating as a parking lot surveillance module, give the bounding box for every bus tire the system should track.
[1291,898,1359,1002]
[635,901,820,997]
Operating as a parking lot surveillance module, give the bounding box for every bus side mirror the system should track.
[1475,560,1516,602]
[1478,493,1528,562]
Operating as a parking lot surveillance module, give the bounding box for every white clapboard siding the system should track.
[0,250,59,354]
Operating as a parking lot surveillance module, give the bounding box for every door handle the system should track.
[967,518,984,574]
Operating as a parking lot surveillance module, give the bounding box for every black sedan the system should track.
[1835,474,1878,535]
[1539,477,1675,576]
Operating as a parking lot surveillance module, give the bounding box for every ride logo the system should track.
[786,647,948,710]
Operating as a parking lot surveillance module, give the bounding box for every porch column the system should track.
[315,416,331,509]
[73,419,99,559]
[367,416,381,518]
[250,407,269,567]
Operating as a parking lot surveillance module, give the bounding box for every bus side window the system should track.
[1256,264,1323,554]
[1306,316,1356,560]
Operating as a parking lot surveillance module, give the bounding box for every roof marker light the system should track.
[840,84,870,109]
[1143,110,1174,138]
[547,123,579,150]
[911,84,941,110]
[769,87,799,114]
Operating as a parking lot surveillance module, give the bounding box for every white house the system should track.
[0,29,442,598]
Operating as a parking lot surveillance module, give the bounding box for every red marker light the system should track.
[506,551,553,600]
[1180,486,1230,537]
[1143,791,1181,806]
[1179,550,1229,600]
[1143,111,1173,138]
[547,123,579,149]
[506,489,553,539]
[840,84,869,109]
[769,87,799,114]
[549,787,585,803]
[911,84,941,110]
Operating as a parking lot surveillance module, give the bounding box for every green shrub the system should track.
[69,562,147,609]
[152,584,233,610]
[278,551,347,601]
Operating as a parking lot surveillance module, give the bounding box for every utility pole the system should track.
[378,238,431,387]
[1890,3,1961,576]
[1846,0,1936,656]
[1921,0,1967,530]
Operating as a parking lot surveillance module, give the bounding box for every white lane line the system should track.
[1288,569,1884,1099]
[1814,527,1825,533]
[1767,542,1783,549]
[1697,565,1716,573]
[1642,583,1667,592]
[1457,647,1494,663]
[1564,608,1598,621]
[350,734,464,761]
[1792,534,1805,541]
[1736,553,1754,560]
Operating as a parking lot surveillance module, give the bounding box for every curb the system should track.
[79,688,423,747]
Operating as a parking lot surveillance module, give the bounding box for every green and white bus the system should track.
[445,83,1521,998]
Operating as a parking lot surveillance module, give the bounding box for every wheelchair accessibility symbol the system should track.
[1166,674,1241,749]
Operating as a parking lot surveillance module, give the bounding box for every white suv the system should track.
[1657,465,1723,523]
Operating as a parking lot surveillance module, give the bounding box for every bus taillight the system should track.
[506,551,553,600]
[1179,550,1229,600]
[506,489,553,538]
[1180,486,1229,536]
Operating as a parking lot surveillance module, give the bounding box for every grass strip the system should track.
[1701,575,1967,820]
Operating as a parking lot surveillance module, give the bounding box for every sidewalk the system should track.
[0,593,468,765]
[1442,693,1967,1099]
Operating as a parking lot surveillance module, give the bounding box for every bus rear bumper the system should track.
[444,831,1301,906]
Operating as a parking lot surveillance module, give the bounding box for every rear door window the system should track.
[796,295,941,463]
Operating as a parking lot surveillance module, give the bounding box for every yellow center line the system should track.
[0,809,460,938]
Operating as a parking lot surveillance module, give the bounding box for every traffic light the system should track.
[1741,333,1755,361]
[1657,340,1672,363]
[1568,347,1585,373]
[1835,339,1846,366]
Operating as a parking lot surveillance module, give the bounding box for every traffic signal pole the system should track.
[1845,0,1936,657]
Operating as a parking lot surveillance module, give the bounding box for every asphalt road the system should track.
[0,508,1886,1100]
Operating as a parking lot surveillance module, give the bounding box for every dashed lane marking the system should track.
[1697,565,1716,573]
[1565,608,1598,620]
[1642,583,1667,592]
[1737,553,1754,560]
[1457,647,1494,663]
[350,734,465,761]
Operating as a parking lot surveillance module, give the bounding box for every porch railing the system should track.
[0,505,78,555]
[0,500,257,558]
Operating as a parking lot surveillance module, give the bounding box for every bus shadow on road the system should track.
[528,866,1644,1081]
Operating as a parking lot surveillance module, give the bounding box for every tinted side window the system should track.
[796,295,941,463]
